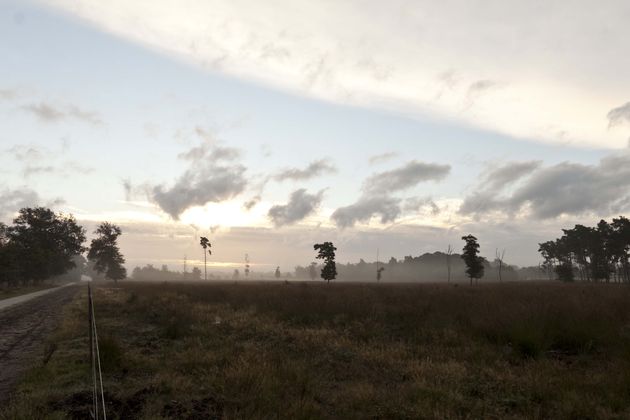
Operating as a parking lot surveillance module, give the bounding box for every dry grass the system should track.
[4,280,630,419]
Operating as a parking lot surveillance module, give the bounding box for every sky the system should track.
[1,0,630,272]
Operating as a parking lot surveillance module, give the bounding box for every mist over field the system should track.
[2,0,630,418]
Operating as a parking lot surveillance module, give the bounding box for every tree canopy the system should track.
[0,207,86,286]
[539,217,630,283]
[461,235,484,285]
[88,222,127,282]
[314,241,337,283]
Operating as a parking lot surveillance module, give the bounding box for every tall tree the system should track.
[314,242,337,283]
[275,266,281,279]
[461,235,484,285]
[8,207,86,284]
[87,222,126,283]
[244,254,250,279]
[199,237,210,281]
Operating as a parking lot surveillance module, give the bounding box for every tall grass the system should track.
[4,280,630,419]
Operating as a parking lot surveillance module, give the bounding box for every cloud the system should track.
[6,145,43,161]
[368,152,398,165]
[4,144,94,178]
[151,143,248,219]
[0,187,40,217]
[404,196,440,216]
[122,179,133,201]
[363,161,450,195]
[331,160,450,228]
[607,102,630,128]
[22,162,93,178]
[273,159,337,182]
[460,153,630,219]
[481,160,542,192]
[0,89,17,100]
[20,102,102,125]
[459,160,542,216]
[331,196,402,228]
[243,195,261,211]
[43,0,630,148]
[268,188,324,227]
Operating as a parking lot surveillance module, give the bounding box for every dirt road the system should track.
[0,284,79,403]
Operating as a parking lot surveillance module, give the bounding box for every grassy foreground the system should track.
[4,280,630,419]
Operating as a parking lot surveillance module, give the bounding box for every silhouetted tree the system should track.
[275,266,281,279]
[446,244,453,283]
[200,237,210,281]
[245,254,250,278]
[6,207,86,285]
[538,217,630,283]
[87,222,126,283]
[314,242,337,283]
[461,235,484,285]
[495,248,506,282]
[377,266,385,282]
[611,216,630,283]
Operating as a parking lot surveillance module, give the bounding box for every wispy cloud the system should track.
[607,102,630,128]
[273,159,337,182]
[368,152,397,165]
[20,102,103,125]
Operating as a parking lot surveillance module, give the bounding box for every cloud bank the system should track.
[332,160,450,227]
[460,154,630,219]
[44,0,630,148]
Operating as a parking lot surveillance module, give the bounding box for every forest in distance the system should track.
[3,206,630,287]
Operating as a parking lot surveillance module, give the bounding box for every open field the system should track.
[4,280,630,419]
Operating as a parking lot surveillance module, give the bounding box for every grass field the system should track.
[4,280,630,419]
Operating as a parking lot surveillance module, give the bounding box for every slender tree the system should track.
[446,244,453,283]
[245,254,250,279]
[461,235,484,285]
[495,248,506,282]
[275,266,281,279]
[199,237,210,281]
[314,242,337,283]
[376,248,384,282]
[87,222,126,283]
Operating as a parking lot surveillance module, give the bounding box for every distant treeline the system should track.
[295,252,532,283]
[131,264,293,281]
[539,216,630,283]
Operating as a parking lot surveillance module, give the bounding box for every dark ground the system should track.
[0,284,79,403]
